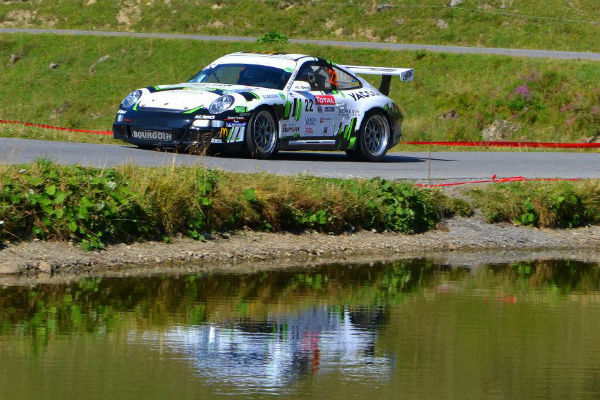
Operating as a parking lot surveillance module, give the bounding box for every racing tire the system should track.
[357,111,391,162]
[345,148,362,160]
[245,107,279,159]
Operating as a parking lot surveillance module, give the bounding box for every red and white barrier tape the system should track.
[0,119,112,136]
[1,119,599,148]
[416,175,582,188]
[404,140,600,149]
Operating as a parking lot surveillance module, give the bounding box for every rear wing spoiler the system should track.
[339,65,414,96]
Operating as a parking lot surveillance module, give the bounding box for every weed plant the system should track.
[469,180,600,228]
[0,160,450,249]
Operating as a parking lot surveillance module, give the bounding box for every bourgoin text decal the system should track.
[132,130,173,141]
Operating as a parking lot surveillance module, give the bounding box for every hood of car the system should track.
[138,83,270,112]
[138,89,221,111]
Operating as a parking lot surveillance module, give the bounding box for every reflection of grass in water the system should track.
[2,259,600,351]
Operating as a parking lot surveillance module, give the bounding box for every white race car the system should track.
[113,52,413,161]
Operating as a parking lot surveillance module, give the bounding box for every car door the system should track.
[284,61,343,144]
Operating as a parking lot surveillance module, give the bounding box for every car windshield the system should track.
[189,63,292,90]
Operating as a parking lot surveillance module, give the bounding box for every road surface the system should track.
[1,138,598,182]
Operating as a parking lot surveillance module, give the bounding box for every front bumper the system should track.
[113,109,246,148]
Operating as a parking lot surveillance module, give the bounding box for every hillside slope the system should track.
[1,34,600,146]
[0,0,599,52]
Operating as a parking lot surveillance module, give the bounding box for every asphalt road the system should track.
[1,28,600,61]
[2,138,598,182]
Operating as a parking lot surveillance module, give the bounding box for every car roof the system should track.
[227,52,312,61]
[207,52,315,72]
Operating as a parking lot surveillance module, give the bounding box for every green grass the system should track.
[0,123,118,144]
[469,180,600,228]
[1,0,599,52]
[2,33,600,150]
[1,160,459,249]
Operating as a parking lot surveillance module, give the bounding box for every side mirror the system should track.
[290,81,311,91]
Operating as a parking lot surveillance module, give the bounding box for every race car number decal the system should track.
[315,95,336,105]
[304,99,314,112]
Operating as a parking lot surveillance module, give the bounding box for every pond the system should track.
[1,259,600,399]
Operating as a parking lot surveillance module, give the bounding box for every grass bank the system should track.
[0,160,470,249]
[0,0,599,52]
[2,34,600,149]
[469,180,600,228]
[2,161,599,251]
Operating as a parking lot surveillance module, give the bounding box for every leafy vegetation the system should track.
[256,31,288,44]
[469,180,600,228]
[0,160,449,248]
[2,34,600,148]
[0,0,599,52]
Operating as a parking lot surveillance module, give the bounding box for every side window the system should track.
[295,62,328,91]
[332,66,361,90]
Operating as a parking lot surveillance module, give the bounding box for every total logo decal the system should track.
[314,95,336,105]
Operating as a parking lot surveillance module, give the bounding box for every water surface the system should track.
[2,259,600,399]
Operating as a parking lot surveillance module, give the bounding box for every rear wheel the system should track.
[357,111,390,162]
[245,108,278,159]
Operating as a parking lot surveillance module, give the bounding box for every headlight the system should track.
[121,90,142,108]
[208,95,235,114]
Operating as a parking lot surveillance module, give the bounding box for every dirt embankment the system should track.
[2,217,600,281]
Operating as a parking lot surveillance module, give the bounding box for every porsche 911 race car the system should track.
[113,52,413,161]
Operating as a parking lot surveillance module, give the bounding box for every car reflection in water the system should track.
[132,305,393,394]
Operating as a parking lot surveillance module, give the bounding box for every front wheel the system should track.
[357,111,390,162]
[245,108,278,159]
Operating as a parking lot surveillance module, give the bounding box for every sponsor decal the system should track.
[323,127,328,134]
[315,95,336,105]
[305,127,313,134]
[262,94,281,99]
[317,106,323,113]
[225,116,247,121]
[339,109,361,116]
[282,124,300,133]
[117,109,127,115]
[348,89,379,101]
[195,115,215,119]
[211,138,223,144]
[219,127,228,137]
[324,106,336,112]
[305,117,317,126]
[226,122,246,128]
[320,117,332,124]
[234,106,248,113]
[132,130,173,141]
